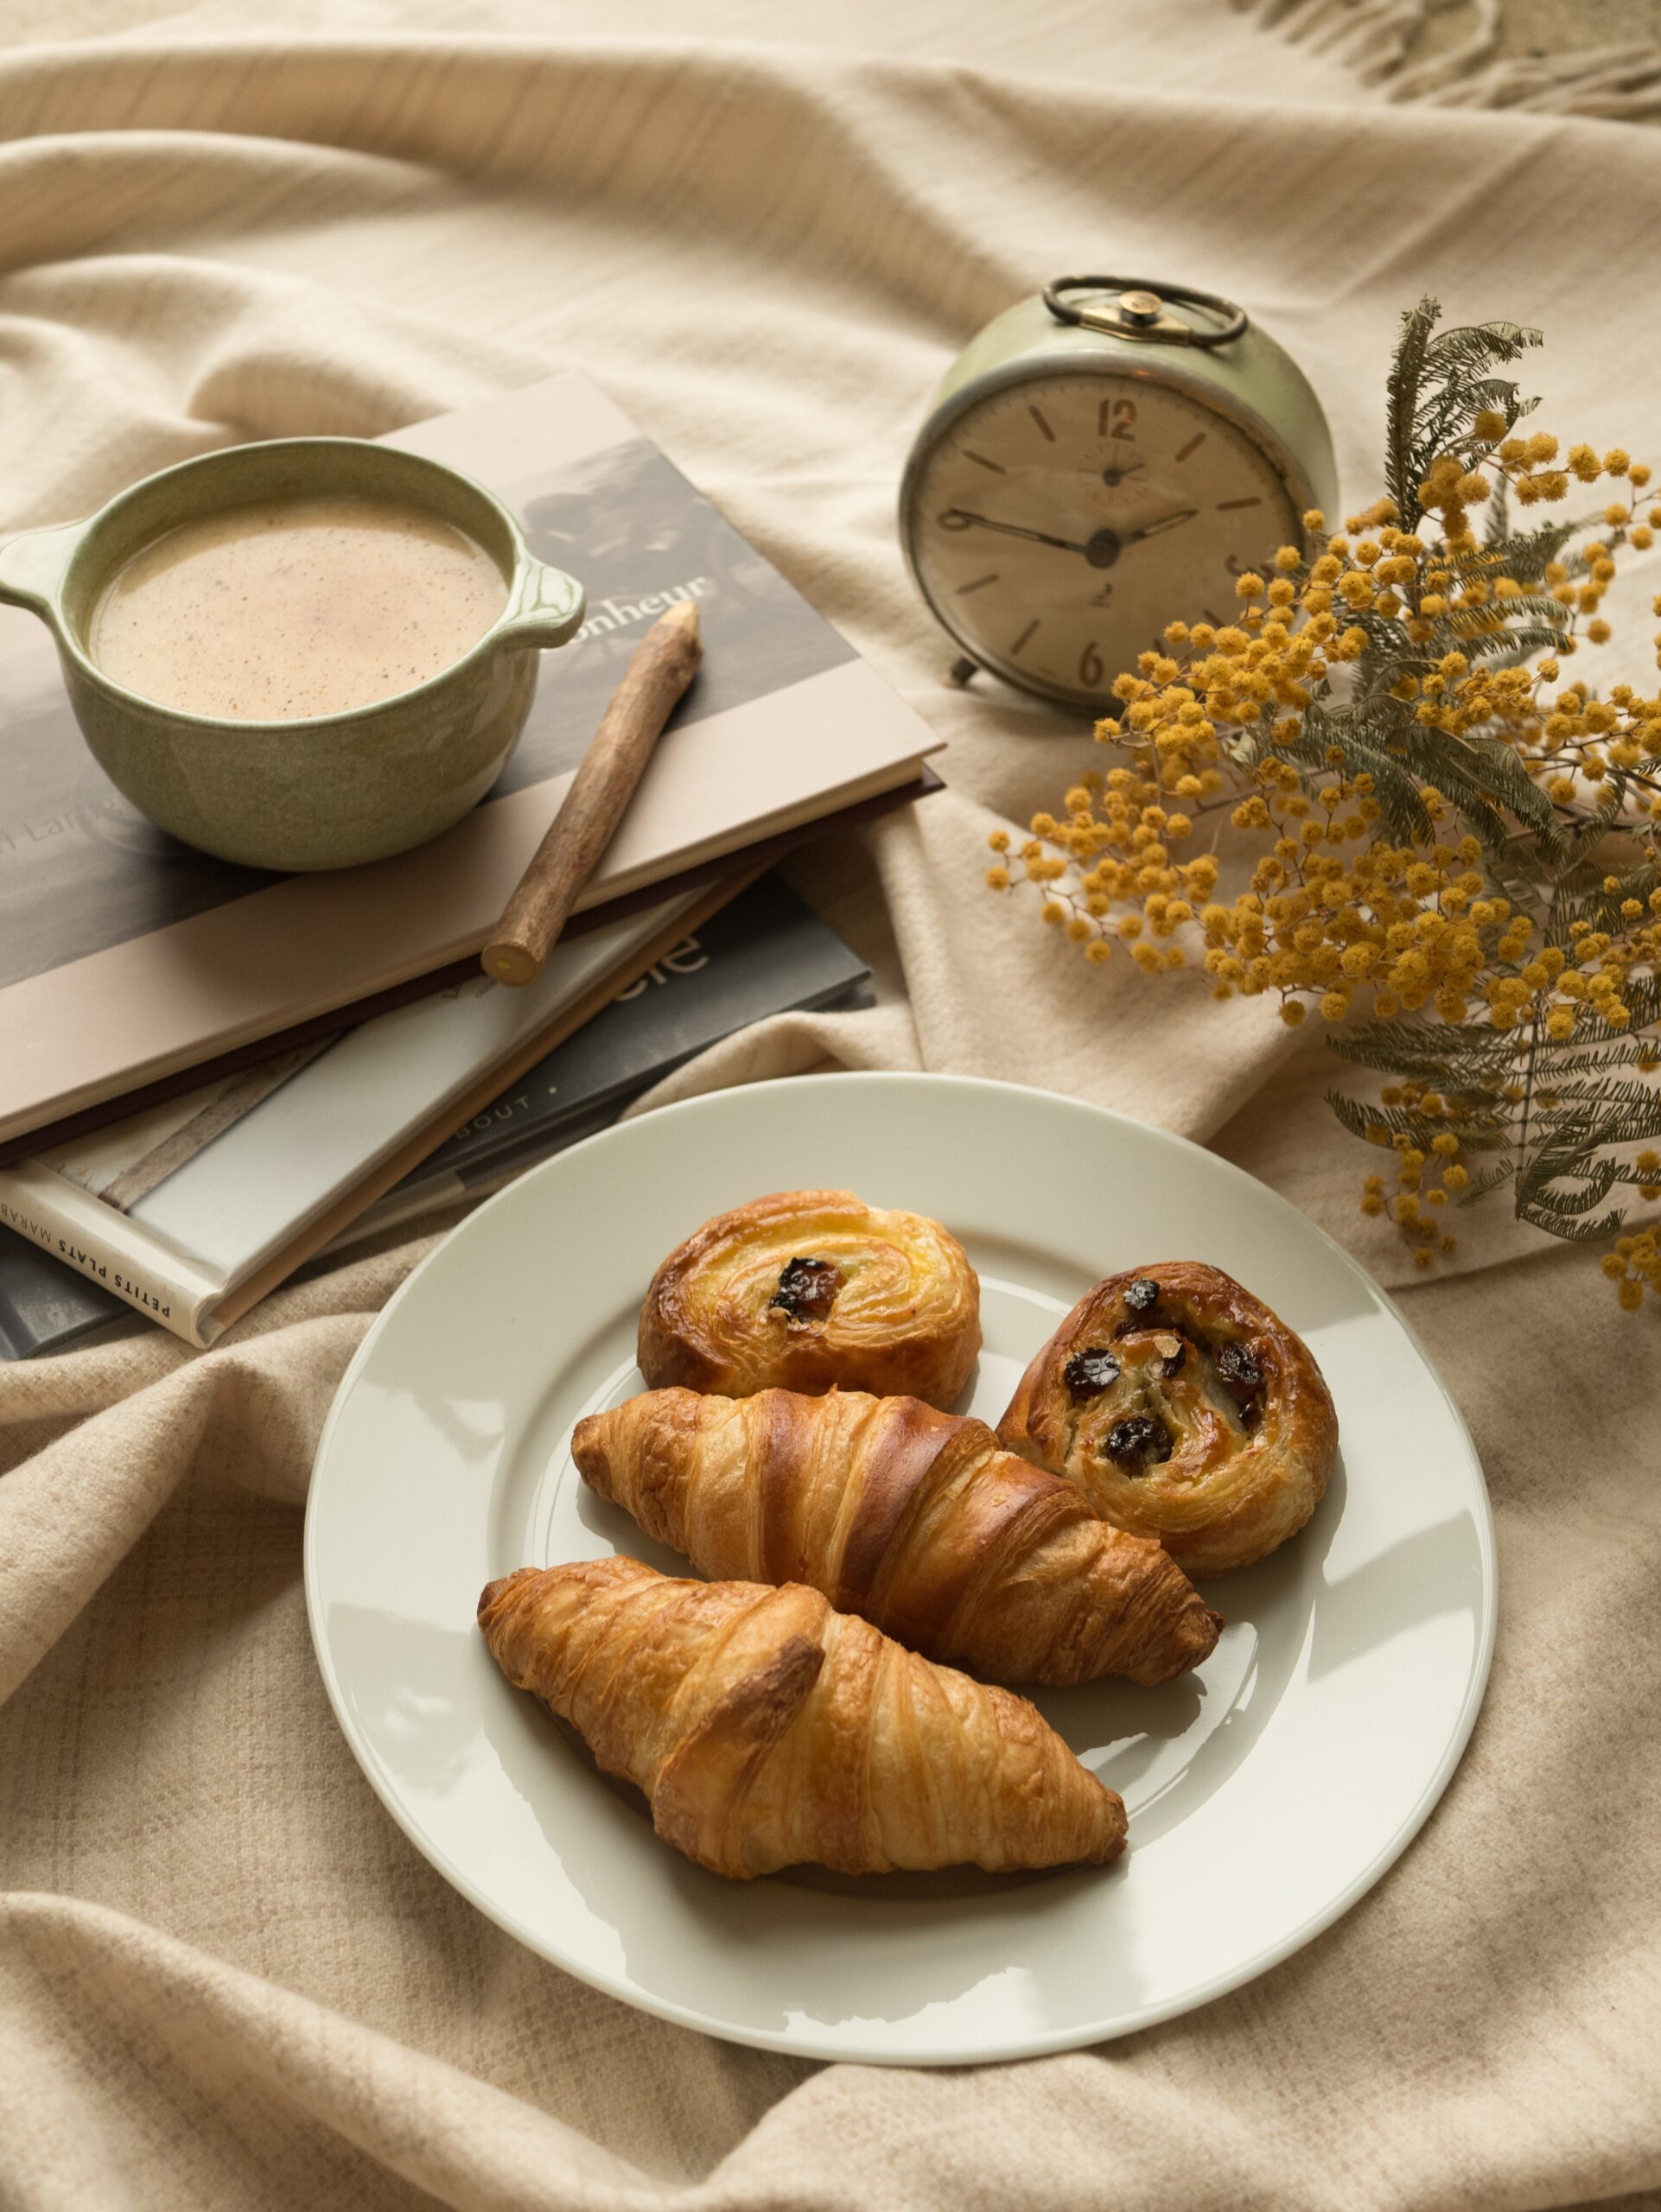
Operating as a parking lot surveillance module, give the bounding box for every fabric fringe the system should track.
[1236,0,1661,118]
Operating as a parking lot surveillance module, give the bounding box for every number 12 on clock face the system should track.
[904,370,1303,712]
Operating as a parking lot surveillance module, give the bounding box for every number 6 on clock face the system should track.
[907,372,1299,708]
[898,282,1337,715]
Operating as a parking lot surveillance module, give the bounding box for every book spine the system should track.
[0,1164,226,1348]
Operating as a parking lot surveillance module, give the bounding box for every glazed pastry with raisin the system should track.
[997,1262,1338,1575]
[478,1556,1126,1878]
[573,1387,1220,1686]
[638,1189,980,1409]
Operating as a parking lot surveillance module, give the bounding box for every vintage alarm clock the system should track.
[899,274,1339,712]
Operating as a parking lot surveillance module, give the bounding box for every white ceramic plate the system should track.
[306,1072,1494,2065]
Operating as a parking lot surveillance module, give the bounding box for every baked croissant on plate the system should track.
[478,1555,1126,1878]
[572,1387,1220,1685]
[637,1188,980,1409]
[998,1262,1338,1575]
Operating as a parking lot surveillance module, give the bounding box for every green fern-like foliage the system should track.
[1313,301,1661,1279]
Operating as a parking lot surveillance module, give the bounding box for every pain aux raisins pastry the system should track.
[997,1262,1337,1576]
[638,1189,981,1409]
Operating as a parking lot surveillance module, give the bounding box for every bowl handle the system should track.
[495,559,586,651]
[0,519,82,623]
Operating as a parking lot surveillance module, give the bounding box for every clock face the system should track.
[905,369,1303,708]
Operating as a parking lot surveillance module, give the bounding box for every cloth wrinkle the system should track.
[1,8,1658,2209]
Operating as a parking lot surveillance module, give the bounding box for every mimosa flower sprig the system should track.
[989,299,1661,1306]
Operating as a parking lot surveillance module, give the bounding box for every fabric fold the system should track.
[2,5,1658,2207]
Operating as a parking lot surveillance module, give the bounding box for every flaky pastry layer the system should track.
[478,1555,1125,1878]
[998,1261,1338,1575]
[574,1386,1220,1685]
[638,1187,980,1408]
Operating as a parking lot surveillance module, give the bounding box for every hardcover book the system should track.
[0,876,869,1358]
[334,874,872,1250]
[0,1238,124,1363]
[0,370,941,1147]
[0,886,723,1348]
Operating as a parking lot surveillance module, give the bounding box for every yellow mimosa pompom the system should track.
[984,299,1661,1306]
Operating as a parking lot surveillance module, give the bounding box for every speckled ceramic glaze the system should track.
[0,438,585,871]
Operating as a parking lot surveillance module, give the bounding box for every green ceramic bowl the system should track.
[0,437,585,872]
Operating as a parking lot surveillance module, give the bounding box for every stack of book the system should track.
[0,374,939,1357]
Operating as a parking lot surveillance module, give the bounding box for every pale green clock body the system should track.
[900,283,1340,712]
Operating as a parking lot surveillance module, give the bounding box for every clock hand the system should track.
[942,505,1201,575]
[940,508,1094,555]
[1123,507,1200,543]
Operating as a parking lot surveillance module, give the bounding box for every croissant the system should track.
[998,1261,1339,1575]
[572,1387,1220,1685]
[478,1554,1126,1878]
[637,1188,980,1409]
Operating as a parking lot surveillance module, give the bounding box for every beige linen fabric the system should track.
[3,8,1660,2207]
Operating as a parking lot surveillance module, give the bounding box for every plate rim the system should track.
[304,1069,1498,2065]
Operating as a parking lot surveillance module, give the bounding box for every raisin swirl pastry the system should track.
[998,1262,1338,1575]
[638,1189,980,1409]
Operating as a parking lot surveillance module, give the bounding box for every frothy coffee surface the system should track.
[90,494,509,721]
